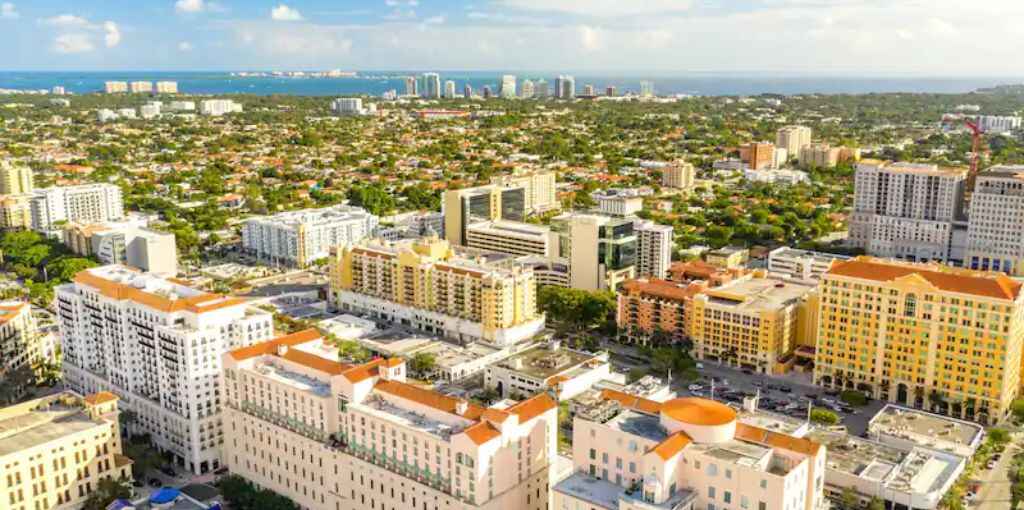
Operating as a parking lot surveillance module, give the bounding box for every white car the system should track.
[688,384,704,391]
[695,363,704,369]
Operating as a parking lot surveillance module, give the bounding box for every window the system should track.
[589,449,596,460]
[760,479,767,489]
[708,487,716,499]
[706,463,718,476]
[724,491,731,504]
[759,502,767,510]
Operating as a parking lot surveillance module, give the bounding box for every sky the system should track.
[1,0,1023,75]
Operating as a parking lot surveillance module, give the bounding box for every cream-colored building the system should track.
[0,302,46,389]
[0,391,133,510]
[690,275,816,375]
[0,161,34,195]
[328,236,545,346]
[661,162,696,190]
[776,126,812,161]
[0,194,32,230]
[221,329,559,510]
[551,213,638,291]
[464,220,557,258]
[799,144,841,169]
[491,169,558,214]
[965,165,1024,275]
[555,392,826,510]
[814,257,1024,424]
[155,81,178,94]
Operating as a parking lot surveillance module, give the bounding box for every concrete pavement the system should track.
[974,436,1019,510]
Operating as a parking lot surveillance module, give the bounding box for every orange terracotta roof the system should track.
[463,422,502,445]
[506,393,557,423]
[734,423,821,456]
[83,391,119,405]
[228,329,322,361]
[546,375,570,387]
[600,389,663,415]
[342,358,386,383]
[0,302,27,325]
[386,358,405,368]
[622,278,704,302]
[827,257,1022,301]
[650,431,692,460]
[661,398,736,426]
[74,270,249,314]
[281,349,349,375]
[481,408,512,425]
[374,380,485,420]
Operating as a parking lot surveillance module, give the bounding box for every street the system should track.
[973,435,1019,510]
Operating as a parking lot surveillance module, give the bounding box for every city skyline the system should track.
[0,0,1023,75]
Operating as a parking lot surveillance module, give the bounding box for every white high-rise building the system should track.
[331,97,374,116]
[404,76,419,96]
[636,221,674,279]
[444,80,457,98]
[104,81,128,93]
[976,115,1022,134]
[965,165,1024,274]
[155,81,178,94]
[242,205,379,268]
[556,75,575,99]
[221,329,559,510]
[139,102,161,119]
[91,226,179,275]
[30,184,124,233]
[520,79,535,99]
[167,100,196,111]
[639,80,655,98]
[57,265,274,474]
[422,72,442,99]
[130,81,153,94]
[848,161,966,263]
[199,99,243,116]
[500,74,517,98]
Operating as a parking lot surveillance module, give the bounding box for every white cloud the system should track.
[577,25,603,52]
[497,0,692,17]
[175,0,205,13]
[0,2,18,19]
[103,21,121,47]
[42,14,90,27]
[178,41,194,51]
[270,4,303,21]
[53,33,94,53]
[423,15,445,25]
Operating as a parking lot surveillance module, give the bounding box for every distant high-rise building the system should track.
[739,142,775,170]
[242,205,379,268]
[444,80,456,98]
[555,75,575,99]
[482,85,493,99]
[104,81,128,94]
[636,220,674,279]
[966,165,1024,274]
[500,74,517,98]
[661,162,696,190]
[0,160,34,195]
[463,83,473,98]
[129,81,153,94]
[534,78,549,98]
[639,80,655,98]
[976,115,1022,134]
[30,184,124,233]
[155,81,178,94]
[520,79,535,99]
[776,125,812,161]
[404,76,418,96]
[605,85,617,97]
[51,86,65,95]
[582,84,595,96]
[551,213,637,291]
[422,72,441,99]
[199,99,243,116]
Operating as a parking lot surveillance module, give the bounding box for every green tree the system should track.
[810,408,839,425]
[337,340,371,363]
[81,477,131,510]
[408,352,437,376]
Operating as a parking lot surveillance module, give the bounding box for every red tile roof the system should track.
[827,257,1022,300]
[506,393,557,423]
[650,431,692,460]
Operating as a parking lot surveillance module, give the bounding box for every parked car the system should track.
[695,363,704,369]
[688,384,704,391]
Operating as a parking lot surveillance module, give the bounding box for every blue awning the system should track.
[149,488,181,505]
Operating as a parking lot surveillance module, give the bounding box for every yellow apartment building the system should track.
[814,257,1024,424]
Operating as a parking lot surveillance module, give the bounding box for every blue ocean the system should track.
[0,70,1019,97]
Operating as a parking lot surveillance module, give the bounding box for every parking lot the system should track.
[603,343,885,436]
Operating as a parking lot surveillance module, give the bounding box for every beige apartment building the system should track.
[490,168,559,214]
[329,236,545,346]
[0,194,32,230]
[776,126,812,161]
[555,391,825,510]
[661,162,696,190]
[221,329,559,510]
[0,391,133,510]
[814,257,1024,424]
[0,161,34,195]
[0,302,46,393]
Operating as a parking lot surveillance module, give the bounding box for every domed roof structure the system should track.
[660,397,737,426]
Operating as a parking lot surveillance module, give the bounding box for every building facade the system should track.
[775,126,812,162]
[617,278,707,345]
[814,257,1024,424]
[965,165,1024,274]
[636,221,673,279]
[847,161,967,264]
[221,330,559,510]
[489,169,559,214]
[739,142,775,170]
[766,247,850,282]
[242,205,379,268]
[443,185,527,247]
[29,184,124,234]
[328,237,545,346]
[0,161,34,195]
[56,265,274,473]
[0,194,32,230]
[551,213,637,292]
[555,393,825,510]
[0,302,43,386]
[661,162,696,190]
[0,391,133,510]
